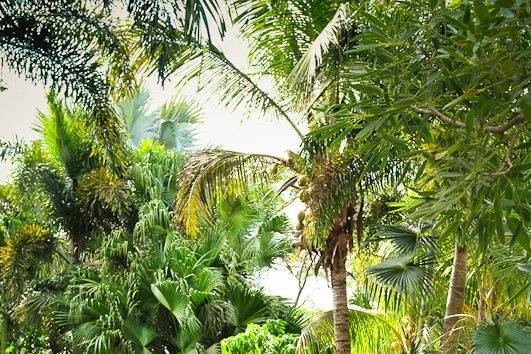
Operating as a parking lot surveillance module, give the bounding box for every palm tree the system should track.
[116,90,201,151]
[52,142,295,352]
[0,0,226,162]
[174,148,403,354]
[169,2,406,352]
[13,94,130,262]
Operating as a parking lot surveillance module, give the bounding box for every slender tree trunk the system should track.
[441,245,468,354]
[0,311,8,353]
[478,282,487,322]
[331,254,351,354]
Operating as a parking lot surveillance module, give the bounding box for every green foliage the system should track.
[6,330,53,354]
[0,224,54,294]
[117,90,201,150]
[297,306,405,354]
[221,320,298,354]
[473,319,531,354]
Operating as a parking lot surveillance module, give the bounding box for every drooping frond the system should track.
[172,43,303,137]
[287,3,354,105]
[175,149,284,235]
[0,0,133,110]
[296,306,406,353]
[126,0,227,72]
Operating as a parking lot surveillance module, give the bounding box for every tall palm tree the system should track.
[168,2,408,352]
[174,148,403,354]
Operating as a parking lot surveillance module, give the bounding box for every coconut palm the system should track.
[168,2,407,352]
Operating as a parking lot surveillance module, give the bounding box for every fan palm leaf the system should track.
[473,320,531,354]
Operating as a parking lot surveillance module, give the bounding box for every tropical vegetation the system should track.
[0,0,529,353]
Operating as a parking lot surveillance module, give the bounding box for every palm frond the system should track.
[234,0,339,82]
[226,285,269,331]
[373,225,437,254]
[175,149,283,235]
[116,90,160,147]
[473,319,531,354]
[296,306,406,353]
[0,0,137,109]
[365,253,436,309]
[12,289,58,329]
[287,3,354,106]
[0,224,54,294]
[171,43,303,137]
[159,98,202,151]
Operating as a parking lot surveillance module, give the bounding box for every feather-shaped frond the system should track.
[287,3,354,106]
[296,306,406,353]
[234,0,339,82]
[171,43,303,137]
[175,149,284,235]
[0,0,138,110]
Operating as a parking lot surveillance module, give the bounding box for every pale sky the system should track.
[0,24,337,310]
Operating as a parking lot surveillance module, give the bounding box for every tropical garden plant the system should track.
[0,0,529,353]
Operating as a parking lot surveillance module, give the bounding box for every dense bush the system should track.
[221,320,299,354]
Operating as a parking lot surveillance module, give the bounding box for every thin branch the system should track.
[412,106,526,133]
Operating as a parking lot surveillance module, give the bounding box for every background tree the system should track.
[117,90,201,151]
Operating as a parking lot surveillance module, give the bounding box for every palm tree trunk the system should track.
[478,282,487,322]
[331,257,351,354]
[0,311,8,353]
[441,244,467,354]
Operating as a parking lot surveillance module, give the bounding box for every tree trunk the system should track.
[0,311,8,353]
[331,259,351,354]
[478,282,487,322]
[441,245,467,354]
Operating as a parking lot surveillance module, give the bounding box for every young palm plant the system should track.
[116,90,202,151]
[13,94,130,262]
